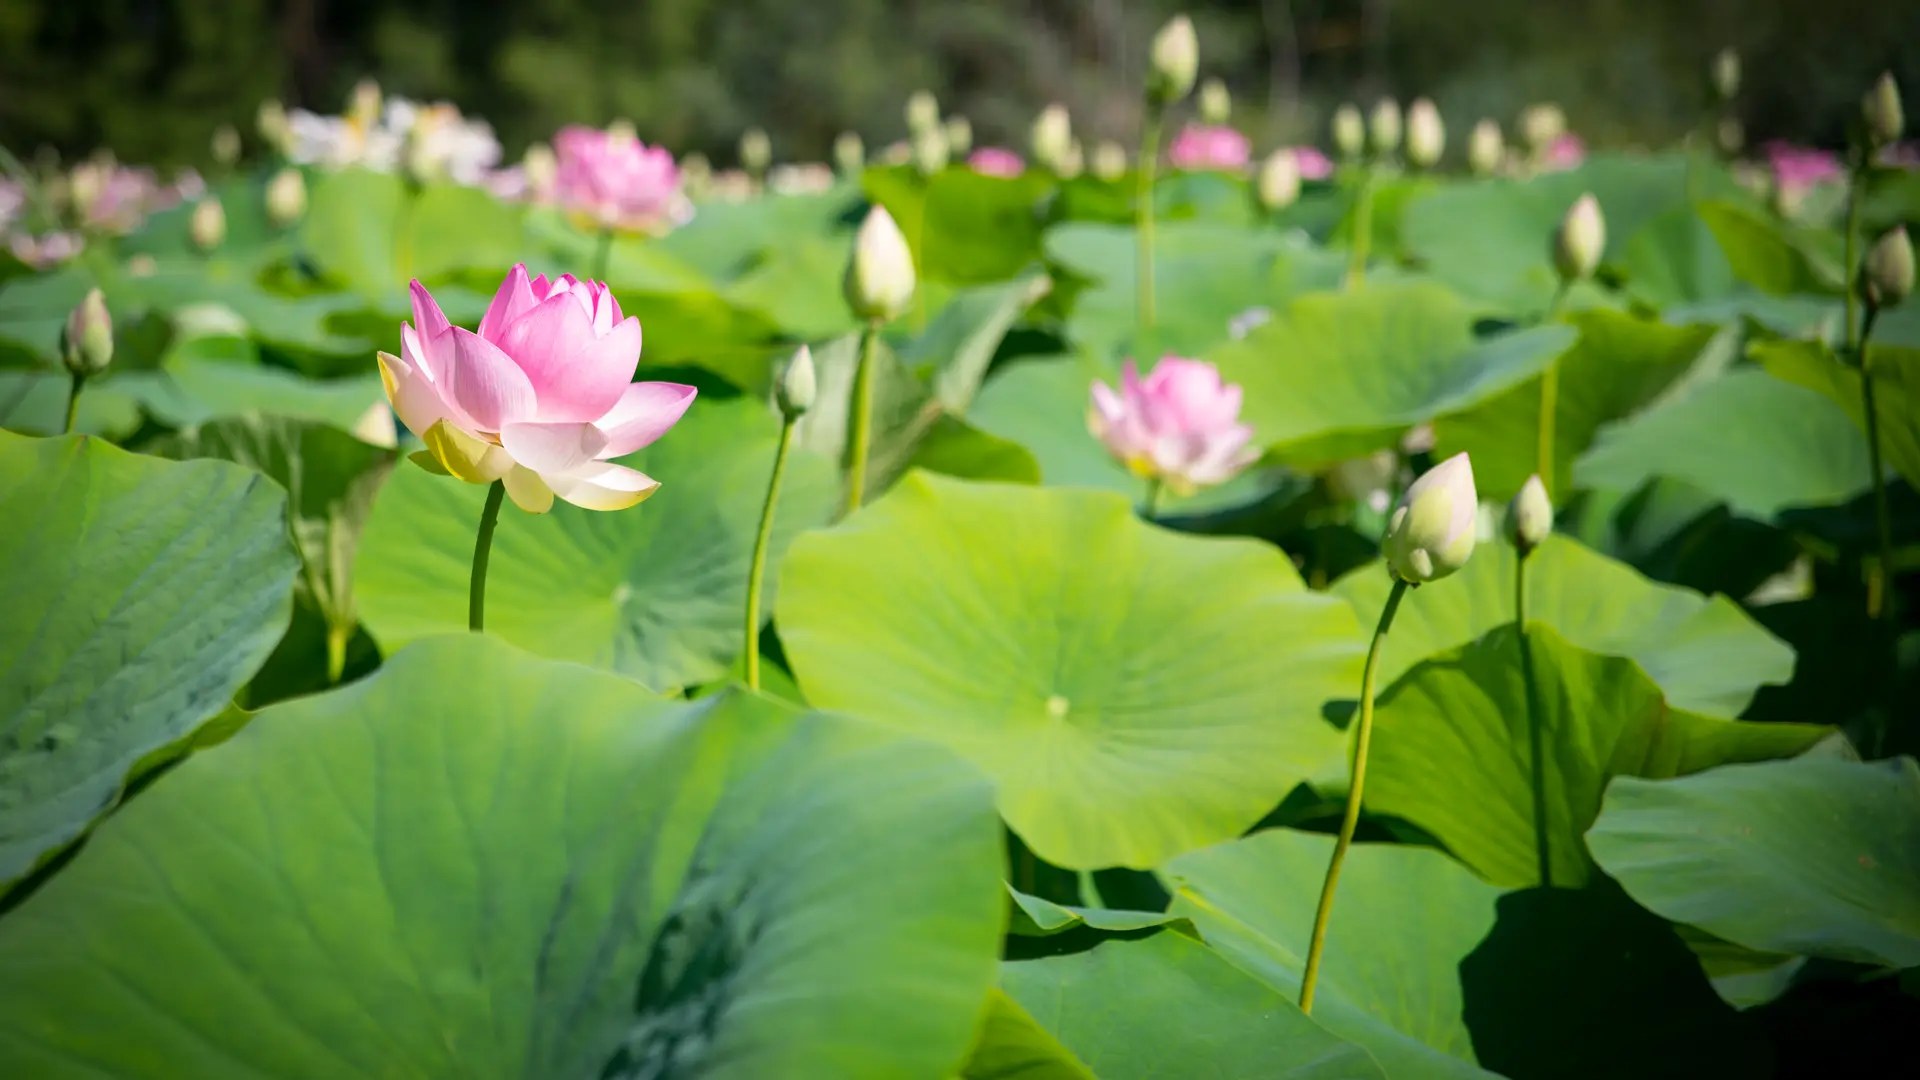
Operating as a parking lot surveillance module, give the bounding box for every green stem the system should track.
[845,320,881,513]
[1517,550,1553,888]
[591,227,614,283]
[1862,307,1891,624]
[1136,107,1164,332]
[1843,158,1863,360]
[1141,477,1164,519]
[1078,869,1106,909]
[469,480,506,632]
[1345,168,1374,288]
[1535,282,1571,497]
[744,420,796,690]
[1300,576,1409,1014]
[62,371,84,435]
[326,623,349,685]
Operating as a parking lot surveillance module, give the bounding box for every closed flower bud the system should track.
[1199,78,1232,124]
[1468,119,1504,176]
[1862,226,1915,309]
[1032,103,1074,172]
[256,99,291,154]
[1369,98,1402,157]
[1552,193,1605,282]
[1717,117,1745,155]
[834,132,866,177]
[1863,72,1904,150]
[1508,474,1552,555]
[944,116,973,156]
[1257,148,1301,210]
[61,288,113,376]
[1712,48,1741,102]
[1520,103,1566,156]
[1332,104,1366,160]
[1058,141,1085,179]
[912,126,950,176]
[1092,140,1129,181]
[740,128,772,175]
[845,205,916,323]
[777,344,817,418]
[211,124,241,168]
[1406,98,1445,169]
[265,167,307,227]
[906,90,941,135]
[1384,452,1479,584]
[190,197,226,251]
[1148,15,1199,106]
[523,142,558,195]
[348,79,382,130]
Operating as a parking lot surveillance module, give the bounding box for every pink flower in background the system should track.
[378,264,697,512]
[1287,146,1334,180]
[968,147,1026,177]
[1541,134,1586,172]
[9,231,85,269]
[1089,356,1259,495]
[553,125,685,233]
[1168,125,1252,171]
[1765,141,1844,195]
[1880,142,1920,171]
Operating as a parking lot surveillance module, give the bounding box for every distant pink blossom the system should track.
[1089,356,1258,495]
[553,125,684,234]
[1541,134,1586,172]
[968,147,1025,178]
[1764,141,1843,195]
[1286,146,1334,180]
[1876,142,1920,171]
[1168,125,1252,172]
[9,231,85,269]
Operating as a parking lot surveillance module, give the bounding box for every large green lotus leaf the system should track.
[1619,206,1739,308]
[1575,368,1871,519]
[1206,281,1576,466]
[1333,534,1793,717]
[920,169,1057,285]
[986,933,1386,1080]
[355,398,836,691]
[897,271,1052,413]
[1366,622,1827,888]
[1697,201,1844,297]
[0,371,144,438]
[788,330,938,500]
[1431,310,1717,500]
[1754,336,1920,492]
[0,635,1006,1079]
[904,413,1042,485]
[726,235,864,340]
[303,169,525,310]
[0,432,296,886]
[122,173,284,259]
[1589,753,1920,969]
[109,332,391,438]
[656,185,861,283]
[520,206,714,293]
[104,256,379,362]
[776,472,1364,869]
[1167,830,1502,1080]
[961,989,1100,1080]
[0,263,98,368]
[1004,886,1195,939]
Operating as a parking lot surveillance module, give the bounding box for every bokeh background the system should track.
[3,0,1919,167]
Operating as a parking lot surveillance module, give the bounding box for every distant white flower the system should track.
[1228,306,1272,340]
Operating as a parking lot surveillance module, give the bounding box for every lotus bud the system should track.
[1863,72,1904,150]
[190,197,226,252]
[348,78,382,130]
[1712,49,1741,102]
[1332,104,1366,160]
[1369,98,1402,157]
[1058,141,1085,179]
[211,124,242,168]
[256,98,291,154]
[61,288,113,377]
[1716,117,1745,155]
[523,142,558,195]
[1148,15,1199,106]
[1383,452,1479,584]
[1552,193,1605,282]
[1862,226,1915,310]
[606,119,638,144]
[740,128,772,176]
[1032,103,1074,172]
[912,126,950,176]
[1092,140,1128,181]
[1405,98,1444,169]
[777,344,817,419]
[944,116,973,156]
[265,167,307,227]
[907,90,941,135]
[1468,119,1504,176]
[834,132,866,177]
[1509,474,1552,555]
[1199,78,1232,124]
[1257,148,1301,211]
[1520,103,1566,156]
[844,205,916,323]
[68,164,103,218]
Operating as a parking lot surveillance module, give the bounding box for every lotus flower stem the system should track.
[1136,108,1164,331]
[1077,869,1106,909]
[744,419,796,690]
[1515,549,1552,888]
[1534,282,1572,495]
[62,372,83,435]
[326,624,349,685]
[1141,477,1164,519]
[591,227,614,284]
[1300,576,1409,1014]
[1344,168,1374,288]
[468,479,506,632]
[846,320,881,512]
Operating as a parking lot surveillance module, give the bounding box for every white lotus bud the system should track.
[1468,119,1504,177]
[1032,104,1074,172]
[777,344,817,418]
[190,197,226,252]
[522,142,558,195]
[265,167,307,227]
[944,116,973,156]
[1862,226,1915,310]
[834,132,866,177]
[211,124,241,168]
[906,90,941,135]
[1092,140,1129,181]
[1384,452,1479,584]
[256,99,291,154]
[1148,15,1199,106]
[1058,141,1085,179]
[348,78,382,130]
[1369,98,1402,157]
[1405,98,1444,169]
[1257,148,1301,210]
[1199,78,1231,124]
[1520,103,1566,156]
[1863,72,1904,149]
[1509,474,1552,555]
[1332,104,1366,159]
[1712,48,1741,101]
[912,126,949,176]
[740,128,772,175]
[61,288,113,376]
[844,205,916,323]
[1552,193,1605,282]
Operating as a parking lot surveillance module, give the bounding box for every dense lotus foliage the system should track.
[4,27,1920,1080]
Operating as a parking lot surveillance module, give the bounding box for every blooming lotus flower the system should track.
[1168,124,1251,171]
[1089,356,1259,496]
[1289,146,1335,180]
[1764,141,1844,198]
[1384,452,1478,584]
[553,124,687,234]
[1541,133,1586,172]
[378,265,696,513]
[968,147,1026,177]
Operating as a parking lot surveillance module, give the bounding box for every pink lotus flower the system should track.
[1089,356,1259,495]
[1168,125,1252,171]
[1286,146,1334,180]
[553,124,685,233]
[968,147,1026,177]
[1541,133,1586,172]
[378,264,697,513]
[1765,141,1844,195]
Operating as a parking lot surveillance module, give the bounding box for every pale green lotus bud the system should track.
[1716,117,1744,155]
[740,128,772,175]
[912,126,950,176]
[1058,140,1085,180]
[1148,15,1199,106]
[348,78,382,130]
[1199,78,1231,125]
[1369,98,1402,157]
[906,90,941,135]
[777,344,816,418]
[844,205,916,323]
[1092,140,1129,181]
[1332,103,1366,160]
[523,142,558,194]
[211,124,241,168]
[834,132,866,177]
[265,167,307,227]
[257,99,290,154]
[944,116,973,156]
[1384,452,1479,584]
[1257,148,1301,211]
[61,288,113,376]
[1712,48,1741,102]
[1508,474,1552,555]
[1552,193,1605,282]
[1863,72,1904,150]
[1405,98,1444,169]
[607,118,638,144]
[1468,119,1504,177]
[190,197,226,252]
[1032,103,1073,172]
[1520,103,1566,156]
[1862,226,1915,309]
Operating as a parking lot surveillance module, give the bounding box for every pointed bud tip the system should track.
[1553,193,1606,282]
[845,205,917,323]
[1509,474,1553,554]
[1148,14,1199,105]
[1863,225,1915,309]
[778,345,817,418]
[1864,72,1905,149]
[1384,452,1479,584]
[62,288,113,376]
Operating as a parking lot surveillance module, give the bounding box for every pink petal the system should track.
[493,292,598,411]
[534,315,643,425]
[500,421,612,475]
[1090,380,1126,430]
[375,351,449,436]
[401,323,449,386]
[409,280,453,342]
[595,381,697,457]
[546,461,661,511]
[478,264,540,344]
[445,327,538,432]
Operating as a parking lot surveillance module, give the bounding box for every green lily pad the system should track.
[0,431,296,887]
[0,371,144,439]
[355,398,837,692]
[1619,206,1739,308]
[898,271,1052,412]
[0,635,1006,1079]
[115,333,390,437]
[1697,201,1844,297]
[1754,337,1920,493]
[776,472,1365,869]
[1589,753,1920,969]
[726,236,864,340]
[1005,886,1196,939]
[303,169,525,310]
[657,186,860,282]
[1365,622,1828,888]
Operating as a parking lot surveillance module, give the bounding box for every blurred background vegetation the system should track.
[2,0,1917,168]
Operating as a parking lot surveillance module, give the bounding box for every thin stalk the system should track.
[1534,282,1572,496]
[326,623,349,685]
[1861,306,1891,623]
[1141,477,1164,519]
[1345,167,1374,287]
[1516,550,1552,888]
[591,227,614,283]
[1077,869,1106,910]
[845,320,881,513]
[469,480,506,632]
[1300,576,1410,1014]
[62,371,84,435]
[1842,158,1863,362]
[744,420,796,690]
[1137,107,1164,332]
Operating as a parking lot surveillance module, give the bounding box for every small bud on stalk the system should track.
[834,132,866,177]
[1863,72,1904,150]
[1552,193,1605,282]
[1468,119,1504,177]
[1369,98,1403,158]
[777,344,817,419]
[1199,78,1232,124]
[190,197,226,252]
[1712,48,1741,102]
[62,288,113,377]
[844,205,916,323]
[1148,15,1199,107]
[906,90,941,136]
[912,126,950,176]
[1257,148,1301,211]
[1406,98,1445,169]
[739,128,772,178]
[266,167,307,228]
[1032,104,1074,173]
[211,124,242,168]
[1332,104,1366,160]
[1509,474,1552,556]
[1862,226,1915,310]
[1384,452,1479,584]
[1520,103,1566,158]
[1092,141,1128,182]
[944,116,973,156]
